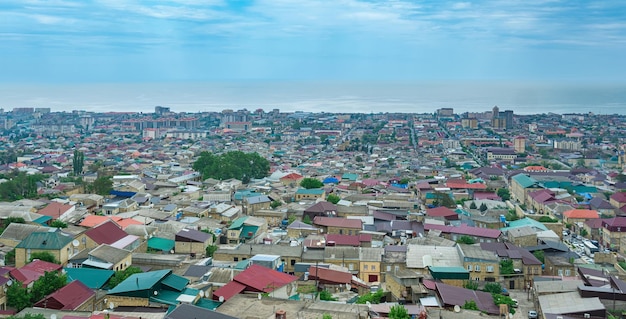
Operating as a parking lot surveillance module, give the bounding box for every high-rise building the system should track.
[514,136,526,153]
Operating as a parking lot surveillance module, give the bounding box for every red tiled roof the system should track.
[563,209,599,219]
[308,266,351,284]
[313,216,362,229]
[33,280,95,310]
[212,281,246,301]
[280,173,303,181]
[10,260,62,286]
[38,202,73,218]
[84,220,129,245]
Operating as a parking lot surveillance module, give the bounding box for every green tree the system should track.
[300,178,323,189]
[7,282,32,312]
[326,194,341,204]
[483,282,503,295]
[73,150,84,175]
[399,178,410,185]
[302,215,312,225]
[533,250,545,263]
[108,266,143,289]
[456,235,475,245]
[50,220,68,228]
[500,259,514,275]
[492,294,516,314]
[206,245,218,257]
[90,176,113,195]
[5,249,15,265]
[29,251,58,264]
[355,156,363,162]
[287,214,297,224]
[538,216,558,223]
[469,202,477,209]
[463,280,478,290]
[580,228,589,237]
[355,289,385,304]
[30,271,67,304]
[319,290,338,301]
[193,151,270,183]
[6,314,46,319]
[389,304,410,319]
[497,188,511,201]
[462,300,479,311]
[322,314,333,319]
[270,200,282,209]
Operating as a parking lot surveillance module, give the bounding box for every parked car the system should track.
[528,310,538,319]
[511,299,518,308]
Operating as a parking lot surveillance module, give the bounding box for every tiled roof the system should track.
[33,280,94,310]
[563,209,599,219]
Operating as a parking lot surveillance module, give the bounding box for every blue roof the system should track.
[33,215,52,225]
[64,268,115,289]
[323,177,339,184]
[108,269,171,294]
[500,217,548,232]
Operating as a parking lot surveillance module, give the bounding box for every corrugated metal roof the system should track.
[85,220,128,245]
[108,269,171,294]
[161,273,189,292]
[148,237,175,251]
[64,268,114,289]
[212,281,246,301]
[33,280,95,310]
[16,231,73,250]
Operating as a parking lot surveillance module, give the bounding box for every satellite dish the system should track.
[51,315,57,319]
[454,305,461,313]
[199,290,205,297]
[154,290,159,296]
[6,280,12,287]
[72,239,80,247]
[109,302,115,310]
[170,249,175,254]
[219,296,225,302]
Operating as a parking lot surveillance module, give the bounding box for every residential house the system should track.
[80,220,141,251]
[286,221,319,239]
[458,244,500,282]
[424,223,502,243]
[325,234,372,248]
[14,231,74,268]
[385,269,425,303]
[507,226,538,247]
[584,218,605,243]
[589,197,616,217]
[252,209,286,227]
[510,174,541,206]
[435,282,500,315]
[323,246,360,273]
[212,264,298,301]
[106,269,190,307]
[175,228,213,257]
[102,198,138,215]
[381,245,407,282]
[313,216,362,235]
[480,242,542,290]
[81,244,132,271]
[37,202,75,221]
[425,207,459,223]
[359,247,383,283]
[212,244,302,273]
[9,259,63,287]
[244,194,272,215]
[33,280,95,311]
[406,244,462,276]
[64,267,115,289]
[166,304,238,319]
[207,203,241,222]
[544,255,575,277]
[0,223,50,248]
[226,216,267,244]
[294,188,326,201]
[279,173,304,186]
[303,201,338,221]
[307,265,352,293]
[563,209,600,234]
[601,217,626,251]
[610,192,626,209]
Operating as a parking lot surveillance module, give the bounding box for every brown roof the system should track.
[307,265,351,284]
[313,216,362,229]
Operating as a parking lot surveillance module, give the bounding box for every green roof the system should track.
[229,216,248,230]
[234,259,251,270]
[239,225,259,239]
[542,181,572,189]
[429,267,470,280]
[511,174,538,188]
[33,215,52,225]
[341,173,358,181]
[295,188,324,195]
[108,269,171,294]
[148,237,175,252]
[150,289,181,306]
[195,298,222,310]
[572,185,597,194]
[16,231,73,250]
[64,267,115,289]
[161,273,189,292]
[500,217,548,232]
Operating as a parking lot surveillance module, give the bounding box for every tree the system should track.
[270,200,282,209]
[462,300,479,311]
[302,215,312,225]
[29,251,58,264]
[287,214,297,224]
[5,249,15,265]
[469,201,477,209]
[497,188,511,201]
[50,220,68,228]
[399,178,410,185]
[483,282,503,295]
[7,282,32,312]
[463,280,478,290]
[533,250,545,263]
[456,235,475,245]
[6,314,46,319]
[319,289,338,301]
[355,289,385,304]
[300,178,323,189]
[193,151,270,183]
[355,155,363,162]
[389,304,410,319]
[206,245,218,257]
[90,176,113,195]
[538,216,557,223]
[479,203,488,212]
[108,266,142,289]
[500,259,514,275]
[580,228,589,237]
[492,294,516,314]
[322,314,333,319]
[30,271,67,303]
[73,150,84,175]
[326,194,341,204]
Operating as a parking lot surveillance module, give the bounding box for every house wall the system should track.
[111,253,133,272]
[247,202,271,215]
[175,240,209,257]
[15,244,72,268]
[212,251,301,273]
[105,295,149,307]
[295,192,325,201]
[465,260,499,281]
[74,294,97,312]
[325,226,360,235]
[509,234,537,247]
[359,261,381,283]
[602,228,626,250]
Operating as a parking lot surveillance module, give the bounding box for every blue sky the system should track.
[2,0,626,83]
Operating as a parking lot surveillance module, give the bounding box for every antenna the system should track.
[72,239,79,247]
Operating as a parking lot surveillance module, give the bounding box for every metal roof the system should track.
[108,269,171,294]
[16,231,73,250]
[64,267,114,289]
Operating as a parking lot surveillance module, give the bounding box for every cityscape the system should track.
[0,105,624,319]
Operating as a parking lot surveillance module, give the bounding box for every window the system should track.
[291,259,296,266]
[565,269,571,276]
[558,269,563,276]
[487,266,494,273]
[475,265,481,272]
[363,265,368,270]
[467,265,473,271]
[234,257,239,262]
[349,230,353,235]
[339,229,343,234]
[371,265,376,271]
[387,265,391,272]
[349,264,354,270]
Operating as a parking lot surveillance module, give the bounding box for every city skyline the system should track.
[2,0,626,83]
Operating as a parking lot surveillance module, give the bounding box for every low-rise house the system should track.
[458,244,500,282]
[303,201,338,221]
[286,221,319,239]
[166,304,238,319]
[33,280,95,311]
[406,244,462,276]
[175,228,213,257]
[102,198,138,215]
[213,244,302,273]
[385,269,425,303]
[424,223,501,243]
[435,282,500,315]
[610,192,626,209]
[37,202,75,221]
[294,188,326,201]
[15,231,74,268]
[0,223,50,248]
[81,244,132,271]
[226,216,267,244]
[64,267,115,289]
[307,265,352,292]
[359,247,383,283]
[252,209,286,227]
[244,195,272,215]
[506,226,538,247]
[563,209,600,226]
[80,220,141,252]
[480,242,542,290]
[212,264,298,301]
[207,203,241,222]
[313,216,362,235]
[589,196,616,216]
[106,269,191,307]
[323,246,360,273]
[544,255,575,277]
[425,207,459,223]
[9,259,62,287]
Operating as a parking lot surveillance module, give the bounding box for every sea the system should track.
[1,81,625,115]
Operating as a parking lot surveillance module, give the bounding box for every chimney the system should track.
[275,310,286,319]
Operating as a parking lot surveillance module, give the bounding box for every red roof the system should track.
[233,264,297,293]
[84,220,129,244]
[38,202,74,218]
[425,207,457,218]
[563,209,599,219]
[308,266,351,284]
[10,260,62,286]
[33,280,95,310]
[445,179,487,190]
[611,192,626,203]
[79,215,122,227]
[279,173,303,181]
[424,223,501,239]
[212,281,246,301]
[313,216,362,229]
[325,234,370,246]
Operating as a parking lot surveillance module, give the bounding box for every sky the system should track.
[2,0,626,84]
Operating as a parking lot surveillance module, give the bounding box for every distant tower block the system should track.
[514,136,526,154]
[492,105,499,118]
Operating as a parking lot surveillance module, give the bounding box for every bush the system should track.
[319,290,338,301]
[462,300,478,310]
